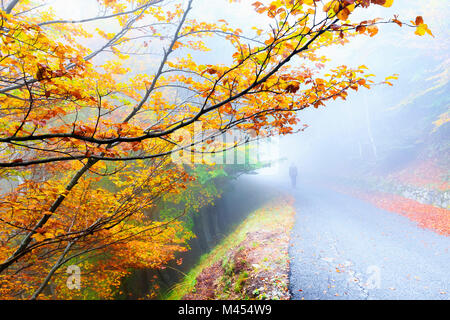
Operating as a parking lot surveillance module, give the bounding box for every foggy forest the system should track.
[0,0,448,305]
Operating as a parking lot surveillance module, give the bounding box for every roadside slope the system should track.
[166,194,295,300]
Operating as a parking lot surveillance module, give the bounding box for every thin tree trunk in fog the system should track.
[358,140,363,159]
[207,208,218,245]
[157,268,171,287]
[200,208,213,249]
[213,205,221,241]
[193,214,208,252]
[364,93,378,160]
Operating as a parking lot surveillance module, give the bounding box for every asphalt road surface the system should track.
[288,183,450,300]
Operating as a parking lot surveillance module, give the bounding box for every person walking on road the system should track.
[289,163,298,188]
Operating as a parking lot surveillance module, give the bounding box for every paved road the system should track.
[288,183,450,300]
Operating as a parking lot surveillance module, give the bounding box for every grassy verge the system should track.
[165,194,296,300]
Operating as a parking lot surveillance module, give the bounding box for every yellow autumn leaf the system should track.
[415,24,434,37]
[32,233,46,242]
[383,0,394,7]
[334,2,355,20]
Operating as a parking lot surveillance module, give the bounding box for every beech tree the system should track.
[0,0,431,299]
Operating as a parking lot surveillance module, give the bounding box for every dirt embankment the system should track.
[170,196,296,300]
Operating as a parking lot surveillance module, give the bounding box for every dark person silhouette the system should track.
[289,163,298,188]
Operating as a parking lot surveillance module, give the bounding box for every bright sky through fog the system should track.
[49,0,97,20]
[46,0,446,89]
[46,0,447,97]
[47,0,444,56]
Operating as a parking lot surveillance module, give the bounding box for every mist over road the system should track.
[287,182,450,300]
